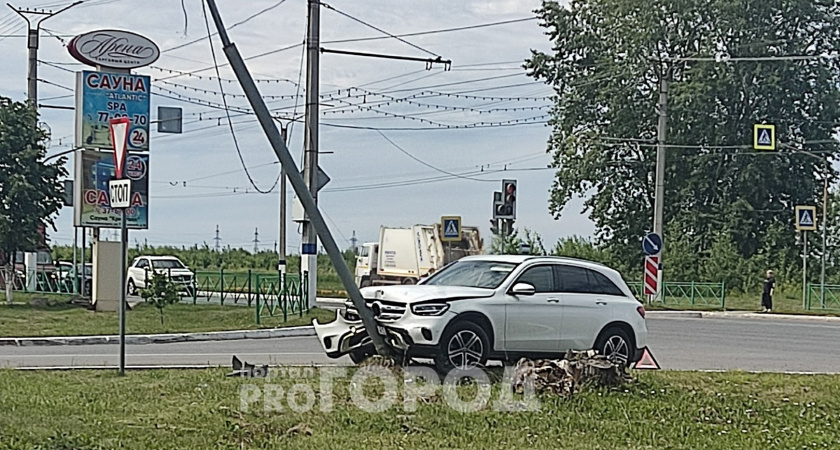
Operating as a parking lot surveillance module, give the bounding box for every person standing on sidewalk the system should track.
[762,270,775,312]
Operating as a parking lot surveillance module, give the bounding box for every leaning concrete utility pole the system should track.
[203,0,389,356]
[301,0,320,308]
[8,1,81,105]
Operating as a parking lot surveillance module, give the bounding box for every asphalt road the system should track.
[2,316,839,372]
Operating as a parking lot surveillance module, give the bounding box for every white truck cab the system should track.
[354,243,378,288]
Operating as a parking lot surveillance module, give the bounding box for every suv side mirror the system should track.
[510,282,536,296]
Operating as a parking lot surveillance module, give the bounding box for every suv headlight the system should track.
[411,303,450,316]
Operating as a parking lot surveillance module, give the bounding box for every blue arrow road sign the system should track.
[642,233,663,256]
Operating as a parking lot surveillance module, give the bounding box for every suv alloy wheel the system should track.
[434,321,489,372]
[596,326,632,366]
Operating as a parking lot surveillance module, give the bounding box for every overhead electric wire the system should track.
[320,2,439,57]
[153,42,304,82]
[321,16,537,45]
[379,73,526,93]
[376,130,494,182]
[201,0,278,194]
[287,17,309,139]
[163,0,289,53]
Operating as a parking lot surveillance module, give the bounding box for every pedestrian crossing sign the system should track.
[441,216,462,242]
[795,205,817,231]
[754,124,776,151]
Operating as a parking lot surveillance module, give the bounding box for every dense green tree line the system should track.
[524,0,840,291]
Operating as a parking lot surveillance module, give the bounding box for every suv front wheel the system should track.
[434,321,489,373]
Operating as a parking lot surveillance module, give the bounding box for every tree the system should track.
[491,227,546,255]
[140,271,179,325]
[0,98,67,303]
[526,0,840,272]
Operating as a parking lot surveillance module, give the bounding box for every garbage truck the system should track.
[354,223,483,287]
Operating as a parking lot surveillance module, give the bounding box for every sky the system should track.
[0,0,596,254]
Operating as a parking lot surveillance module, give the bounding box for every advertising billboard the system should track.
[75,70,151,151]
[73,149,149,229]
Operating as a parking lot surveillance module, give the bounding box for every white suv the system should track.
[126,256,195,296]
[314,255,647,371]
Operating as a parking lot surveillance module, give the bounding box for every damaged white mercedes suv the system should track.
[313,255,647,372]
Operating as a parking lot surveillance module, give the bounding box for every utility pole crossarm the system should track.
[8,1,81,105]
[320,48,452,70]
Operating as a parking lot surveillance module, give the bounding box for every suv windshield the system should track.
[424,260,517,289]
[152,259,186,269]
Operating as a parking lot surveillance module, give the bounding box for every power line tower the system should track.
[350,230,358,253]
[253,228,260,253]
[8,2,81,105]
[214,225,221,252]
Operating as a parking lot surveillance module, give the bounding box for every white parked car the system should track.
[314,255,647,372]
[126,256,195,296]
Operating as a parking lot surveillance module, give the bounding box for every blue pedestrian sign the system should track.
[795,205,817,231]
[441,216,462,242]
[642,233,663,256]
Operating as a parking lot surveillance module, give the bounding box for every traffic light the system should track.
[489,219,499,235]
[500,179,516,219]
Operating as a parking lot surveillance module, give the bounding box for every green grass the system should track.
[0,301,335,338]
[0,369,838,449]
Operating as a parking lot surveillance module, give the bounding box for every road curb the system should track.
[0,326,317,347]
[646,310,840,322]
[701,311,840,322]
[645,311,703,319]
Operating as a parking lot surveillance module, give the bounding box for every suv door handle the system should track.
[547,298,560,303]
[595,301,608,306]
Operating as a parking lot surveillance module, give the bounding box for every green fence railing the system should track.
[191,270,309,321]
[255,271,308,324]
[9,271,83,296]
[629,281,726,308]
[805,284,840,311]
[191,269,256,306]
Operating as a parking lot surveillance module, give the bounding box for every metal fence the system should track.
[191,269,257,306]
[629,281,726,308]
[190,270,308,324]
[254,272,308,324]
[805,284,840,311]
[6,271,82,295]
[8,268,309,324]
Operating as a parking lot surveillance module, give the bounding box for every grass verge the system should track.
[0,369,837,449]
[0,301,335,338]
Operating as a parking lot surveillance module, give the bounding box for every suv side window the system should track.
[136,259,148,269]
[554,265,592,293]
[516,265,556,293]
[586,269,624,296]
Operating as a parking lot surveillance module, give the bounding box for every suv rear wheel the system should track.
[595,326,632,367]
[434,321,489,373]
